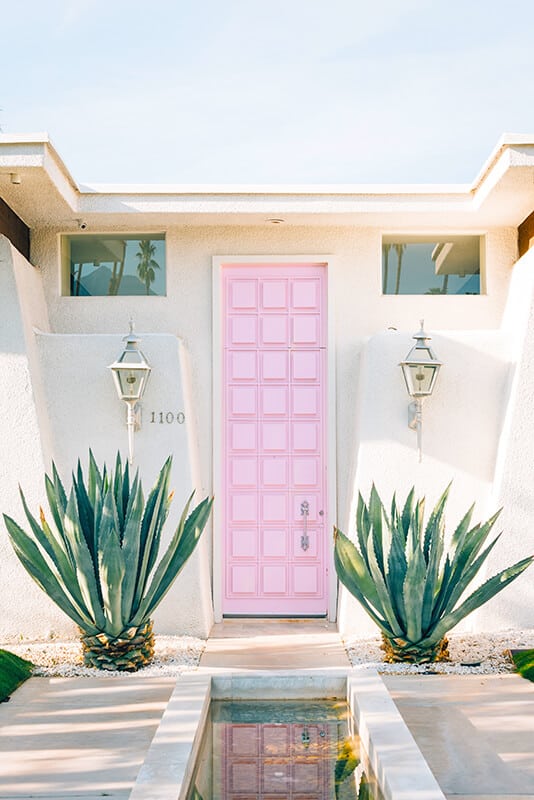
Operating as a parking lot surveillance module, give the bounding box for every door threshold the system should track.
[222,614,328,620]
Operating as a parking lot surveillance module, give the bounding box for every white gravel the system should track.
[1,635,206,678]
[344,628,534,674]
[2,629,533,677]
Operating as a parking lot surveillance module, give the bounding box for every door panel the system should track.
[223,264,327,615]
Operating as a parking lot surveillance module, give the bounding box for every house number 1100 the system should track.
[150,412,186,424]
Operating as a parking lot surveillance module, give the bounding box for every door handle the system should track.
[300,500,309,551]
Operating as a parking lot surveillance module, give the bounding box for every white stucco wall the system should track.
[35,332,213,637]
[0,234,212,639]
[0,236,66,641]
[477,246,534,630]
[337,329,518,637]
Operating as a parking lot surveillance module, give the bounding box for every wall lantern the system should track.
[399,320,442,462]
[109,320,151,465]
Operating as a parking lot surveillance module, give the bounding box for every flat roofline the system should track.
[2,133,534,229]
[1,131,532,197]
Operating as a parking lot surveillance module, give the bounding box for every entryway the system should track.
[200,619,348,670]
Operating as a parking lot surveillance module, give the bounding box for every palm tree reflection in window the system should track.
[382,243,391,293]
[136,240,161,295]
[394,243,406,295]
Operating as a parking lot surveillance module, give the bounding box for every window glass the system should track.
[382,236,481,295]
[65,235,166,296]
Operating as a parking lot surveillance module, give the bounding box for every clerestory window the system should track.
[62,234,166,296]
[382,235,482,295]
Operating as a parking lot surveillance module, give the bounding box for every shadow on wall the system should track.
[353,329,511,484]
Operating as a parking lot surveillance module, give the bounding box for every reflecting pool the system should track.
[187,700,382,799]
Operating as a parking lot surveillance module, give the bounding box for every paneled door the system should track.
[223,264,327,615]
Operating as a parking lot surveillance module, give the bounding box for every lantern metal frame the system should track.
[108,320,152,464]
[399,320,442,461]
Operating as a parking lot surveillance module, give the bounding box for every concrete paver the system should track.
[383,674,534,800]
[0,676,175,798]
[199,618,349,670]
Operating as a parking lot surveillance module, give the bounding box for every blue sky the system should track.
[2,0,534,185]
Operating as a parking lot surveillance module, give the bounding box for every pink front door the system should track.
[222,264,327,615]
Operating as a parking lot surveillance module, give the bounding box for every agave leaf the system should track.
[356,494,371,572]
[3,515,98,632]
[366,530,403,636]
[132,495,213,624]
[112,452,125,531]
[18,491,92,618]
[120,481,145,622]
[98,494,126,637]
[92,473,105,545]
[73,461,96,564]
[133,458,172,608]
[449,503,477,560]
[387,504,408,628]
[400,487,415,543]
[422,555,534,647]
[421,521,444,635]
[420,491,448,633]
[121,459,132,531]
[45,473,65,537]
[447,512,501,590]
[368,485,386,577]
[433,512,500,622]
[64,489,106,629]
[402,535,426,642]
[87,449,103,507]
[423,485,450,563]
[19,490,67,568]
[333,528,390,635]
[43,464,69,547]
[434,532,503,622]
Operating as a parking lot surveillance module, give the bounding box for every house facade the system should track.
[1,133,533,641]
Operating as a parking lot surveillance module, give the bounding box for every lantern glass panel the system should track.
[408,363,438,396]
[401,361,440,397]
[117,368,142,400]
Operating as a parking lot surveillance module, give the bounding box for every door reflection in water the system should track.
[187,700,382,799]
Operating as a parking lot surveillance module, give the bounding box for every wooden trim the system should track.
[518,210,534,258]
[0,197,30,260]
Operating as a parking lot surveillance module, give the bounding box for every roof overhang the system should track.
[1,133,534,230]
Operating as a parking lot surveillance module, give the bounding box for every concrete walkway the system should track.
[0,621,533,799]
[199,618,349,670]
[0,675,176,798]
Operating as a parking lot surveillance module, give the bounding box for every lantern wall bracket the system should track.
[108,320,152,465]
[399,321,442,463]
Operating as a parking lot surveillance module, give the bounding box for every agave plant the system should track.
[3,452,212,671]
[334,485,533,663]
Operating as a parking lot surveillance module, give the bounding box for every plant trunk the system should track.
[381,633,450,664]
[80,619,155,671]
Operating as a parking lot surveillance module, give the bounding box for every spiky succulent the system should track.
[3,452,212,671]
[334,485,533,663]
